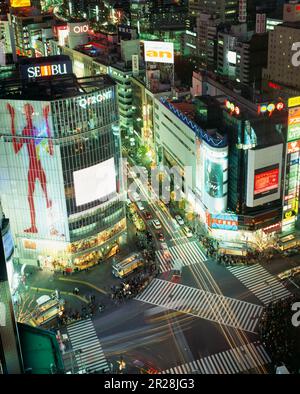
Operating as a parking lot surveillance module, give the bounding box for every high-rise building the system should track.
[10,7,55,57]
[188,0,239,24]
[262,1,300,94]
[0,56,126,271]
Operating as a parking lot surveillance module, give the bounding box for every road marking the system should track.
[67,318,109,373]
[135,279,263,333]
[227,264,292,305]
[156,241,207,273]
[58,277,107,294]
[29,286,89,303]
[160,341,270,374]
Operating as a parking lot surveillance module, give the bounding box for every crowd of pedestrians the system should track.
[199,234,281,266]
[111,263,158,303]
[259,296,300,373]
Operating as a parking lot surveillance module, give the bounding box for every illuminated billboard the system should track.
[10,0,31,7]
[254,165,279,199]
[0,100,69,241]
[20,60,73,81]
[144,41,174,64]
[288,96,300,108]
[209,213,238,231]
[198,141,228,213]
[73,158,117,206]
[227,51,237,64]
[246,144,283,207]
[288,139,300,153]
[288,106,300,141]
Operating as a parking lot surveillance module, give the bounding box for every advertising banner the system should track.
[144,41,174,64]
[205,161,224,198]
[199,141,228,213]
[209,213,238,231]
[10,0,31,7]
[0,100,69,241]
[246,144,283,207]
[288,106,300,141]
[73,158,117,206]
[254,165,279,199]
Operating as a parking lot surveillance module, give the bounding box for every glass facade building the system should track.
[0,74,126,271]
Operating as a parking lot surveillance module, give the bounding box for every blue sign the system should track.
[160,97,228,148]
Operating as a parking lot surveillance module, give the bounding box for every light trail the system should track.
[128,160,268,374]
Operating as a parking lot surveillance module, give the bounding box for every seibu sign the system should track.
[20,60,73,80]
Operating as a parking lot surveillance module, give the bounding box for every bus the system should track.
[278,234,297,251]
[30,294,64,327]
[112,253,144,278]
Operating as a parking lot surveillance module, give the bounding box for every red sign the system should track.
[262,222,282,234]
[288,140,300,153]
[268,81,282,90]
[254,168,279,195]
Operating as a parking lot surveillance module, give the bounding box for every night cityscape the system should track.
[1,0,300,381]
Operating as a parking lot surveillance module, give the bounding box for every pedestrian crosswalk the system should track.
[160,341,271,374]
[135,279,263,333]
[227,264,292,305]
[156,241,207,273]
[67,318,109,373]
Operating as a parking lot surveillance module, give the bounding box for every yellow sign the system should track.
[10,0,31,6]
[288,96,300,108]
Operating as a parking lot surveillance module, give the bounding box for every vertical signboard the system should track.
[283,101,300,230]
[246,144,283,207]
[132,54,139,76]
[199,141,228,213]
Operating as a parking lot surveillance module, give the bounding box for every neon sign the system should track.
[225,99,240,116]
[21,61,73,80]
[78,90,113,108]
[72,25,89,34]
[257,102,284,116]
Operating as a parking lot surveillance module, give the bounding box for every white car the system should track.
[175,215,185,226]
[136,201,145,211]
[129,191,141,202]
[183,226,193,238]
[152,219,162,230]
[160,242,168,251]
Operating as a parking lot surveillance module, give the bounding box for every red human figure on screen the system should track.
[6,103,54,234]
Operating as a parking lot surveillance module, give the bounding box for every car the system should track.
[160,242,168,250]
[157,232,165,241]
[144,211,152,220]
[175,215,185,226]
[152,219,162,230]
[129,190,141,202]
[171,268,182,282]
[182,226,193,238]
[136,201,145,211]
[172,218,180,229]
